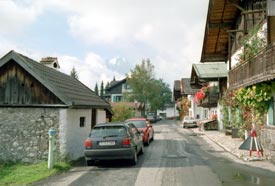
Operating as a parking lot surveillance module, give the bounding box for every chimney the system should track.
[40,57,60,70]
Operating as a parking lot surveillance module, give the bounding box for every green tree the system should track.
[112,103,133,122]
[70,66,78,79]
[100,81,104,97]
[126,59,172,113]
[126,59,155,112]
[94,83,99,96]
[154,79,172,110]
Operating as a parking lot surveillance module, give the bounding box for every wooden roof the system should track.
[0,50,112,110]
[181,78,199,96]
[201,0,240,62]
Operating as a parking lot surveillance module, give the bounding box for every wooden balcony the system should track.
[229,43,275,90]
[200,92,219,108]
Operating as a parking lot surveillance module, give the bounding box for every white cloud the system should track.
[0,0,43,37]
[135,24,154,41]
[63,0,208,88]
[58,52,125,89]
[0,0,209,89]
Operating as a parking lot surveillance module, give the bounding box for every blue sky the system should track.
[0,0,208,90]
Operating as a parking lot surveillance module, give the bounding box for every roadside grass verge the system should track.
[0,161,71,186]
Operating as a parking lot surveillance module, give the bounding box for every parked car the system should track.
[182,116,198,128]
[146,115,157,123]
[84,122,144,166]
[125,118,154,146]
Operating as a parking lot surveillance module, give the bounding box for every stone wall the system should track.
[0,108,60,163]
[260,127,275,163]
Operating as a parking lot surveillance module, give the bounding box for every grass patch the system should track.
[0,161,71,186]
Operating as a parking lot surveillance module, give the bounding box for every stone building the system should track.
[0,50,112,162]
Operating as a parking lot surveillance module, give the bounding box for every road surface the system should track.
[34,120,275,186]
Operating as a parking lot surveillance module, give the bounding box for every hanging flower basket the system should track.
[194,90,205,105]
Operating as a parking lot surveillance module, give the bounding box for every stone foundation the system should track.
[0,108,60,163]
[259,127,275,163]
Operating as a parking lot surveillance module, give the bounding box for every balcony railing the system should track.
[229,43,275,90]
[200,92,219,108]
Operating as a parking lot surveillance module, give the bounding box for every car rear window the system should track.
[90,126,127,137]
[126,120,146,128]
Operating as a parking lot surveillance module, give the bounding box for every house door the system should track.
[91,109,97,129]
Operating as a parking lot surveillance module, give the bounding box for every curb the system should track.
[193,129,265,162]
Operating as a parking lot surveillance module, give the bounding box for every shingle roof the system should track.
[106,78,126,91]
[0,50,111,109]
[192,63,227,78]
[181,78,199,95]
[173,80,180,91]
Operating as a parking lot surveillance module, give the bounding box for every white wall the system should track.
[157,106,178,118]
[217,103,223,130]
[189,95,204,120]
[59,109,92,160]
[189,95,219,121]
[97,109,106,123]
[59,108,106,160]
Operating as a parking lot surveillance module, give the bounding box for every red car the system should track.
[125,118,154,146]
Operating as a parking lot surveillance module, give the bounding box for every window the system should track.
[80,117,85,127]
[268,99,275,126]
[113,95,122,102]
[124,84,131,90]
[204,110,208,119]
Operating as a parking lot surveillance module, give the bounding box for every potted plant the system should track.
[219,89,236,135]
[236,23,267,64]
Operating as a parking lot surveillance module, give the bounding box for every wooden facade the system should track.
[227,0,275,89]
[201,0,239,62]
[229,42,275,89]
[201,92,219,108]
[0,60,63,105]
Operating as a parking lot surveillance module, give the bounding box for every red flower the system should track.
[196,90,205,100]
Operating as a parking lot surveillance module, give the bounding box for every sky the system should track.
[0,0,209,90]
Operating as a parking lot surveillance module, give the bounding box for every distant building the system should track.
[104,78,143,117]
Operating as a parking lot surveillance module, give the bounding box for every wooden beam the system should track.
[208,22,234,29]
[226,29,244,33]
[241,9,266,15]
[227,0,245,12]
[268,16,275,44]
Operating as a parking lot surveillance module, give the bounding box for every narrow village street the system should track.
[34,120,275,186]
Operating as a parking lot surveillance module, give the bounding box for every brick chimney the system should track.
[40,57,60,70]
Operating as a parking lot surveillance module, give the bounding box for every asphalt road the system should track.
[34,120,275,186]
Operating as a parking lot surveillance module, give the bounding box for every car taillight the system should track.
[122,138,131,146]
[84,138,92,148]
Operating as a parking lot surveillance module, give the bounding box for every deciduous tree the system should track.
[126,59,172,113]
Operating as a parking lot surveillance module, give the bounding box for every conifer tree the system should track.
[94,83,99,96]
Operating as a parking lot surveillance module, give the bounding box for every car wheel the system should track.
[130,150,138,165]
[86,160,95,166]
[139,144,144,155]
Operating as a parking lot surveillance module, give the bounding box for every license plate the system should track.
[99,141,115,146]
